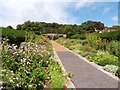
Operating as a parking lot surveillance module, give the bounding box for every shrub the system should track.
[2,28,25,45]
[66,32,74,38]
[70,34,86,40]
[97,31,120,41]
[48,60,65,88]
[93,53,119,66]
[106,41,120,57]
[1,38,65,89]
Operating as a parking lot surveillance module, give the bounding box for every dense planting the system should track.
[69,31,120,41]
[56,36,120,78]
[1,28,26,45]
[1,29,66,89]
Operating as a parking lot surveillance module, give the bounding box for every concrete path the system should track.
[51,41,119,89]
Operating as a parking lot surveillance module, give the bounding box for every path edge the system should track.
[54,41,119,82]
[52,42,76,89]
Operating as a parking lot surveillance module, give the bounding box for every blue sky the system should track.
[0,0,119,28]
[66,2,118,27]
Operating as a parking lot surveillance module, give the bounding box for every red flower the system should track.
[63,85,67,88]
[45,68,49,72]
[70,79,74,83]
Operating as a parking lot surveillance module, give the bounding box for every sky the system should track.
[0,0,119,28]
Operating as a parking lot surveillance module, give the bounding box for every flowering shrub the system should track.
[1,37,65,89]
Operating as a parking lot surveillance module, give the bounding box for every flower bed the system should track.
[1,34,66,89]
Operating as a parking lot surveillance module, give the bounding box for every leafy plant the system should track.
[1,37,65,89]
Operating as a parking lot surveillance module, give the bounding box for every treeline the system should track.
[16,20,106,34]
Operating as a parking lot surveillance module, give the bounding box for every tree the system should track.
[7,25,13,29]
[110,25,120,30]
[81,20,105,33]
[16,24,22,30]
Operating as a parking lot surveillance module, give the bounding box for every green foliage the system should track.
[96,31,120,41]
[48,60,65,88]
[109,25,120,30]
[1,37,65,89]
[92,52,118,66]
[86,34,99,47]
[16,20,106,35]
[69,30,120,41]
[56,38,120,78]
[7,25,13,29]
[70,34,86,39]
[80,20,104,32]
[66,32,74,38]
[1,41,49,89]
[106,41,120,57]
[2,28,26,45]
[1,27,45,46]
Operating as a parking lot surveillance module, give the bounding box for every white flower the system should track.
[16,77,18,80]
[8,45,12,49]
[22,58,26,62]
[13,45,17,49]
[25,70,29,74]
[19,49,23,53]
[12,44,15,46]
[1,69,6,72]
[0,81,3,85]
[28,85,32,88]
[13,52,17,55]
[10,79,13,83]
[27,61,31,65]
[20,46,23,49]
[0,86,3,90]
[16,84,19,87]
[0,74,4,77]
[10,71,13,73]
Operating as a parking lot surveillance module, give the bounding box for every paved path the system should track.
[51,41,119,88]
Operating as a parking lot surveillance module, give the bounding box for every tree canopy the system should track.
[16,20,105,34]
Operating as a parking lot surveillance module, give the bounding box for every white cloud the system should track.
[112,16,118,21]
[103,7,111,14]
[1,0,114,28]
[0,0,78,28]
[0,0,87,28]
[75,0,96,9]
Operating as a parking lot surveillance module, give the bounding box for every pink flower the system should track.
[63,85,67,88]
[70,79,74,83]
[45,68,49,72]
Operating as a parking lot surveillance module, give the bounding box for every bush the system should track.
[1,38,65,89]
[66,32,74,38]
[2,28,25,45]
[70,34,86,40]
[106,41,120,57]
[94,53,118,66]
[97,31,120,41]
